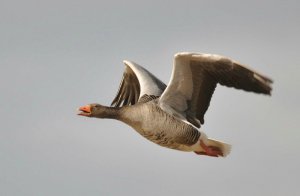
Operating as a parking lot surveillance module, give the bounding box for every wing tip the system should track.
[253,73,274,95]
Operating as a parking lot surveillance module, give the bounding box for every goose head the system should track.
[78,103,120,119]
[78,103,106,118]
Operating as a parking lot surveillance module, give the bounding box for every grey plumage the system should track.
[188,57,273,126]
[78,52,273,157]
[111,65,141,107]
[111,62,166,107]
[159,53,273,128]
[119,101,200,150]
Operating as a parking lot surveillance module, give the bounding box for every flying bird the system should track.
[78,52,273,157]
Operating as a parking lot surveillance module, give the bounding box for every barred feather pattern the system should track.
[138,94,160,103]
[120,101,201,151]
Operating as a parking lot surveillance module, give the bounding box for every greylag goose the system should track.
[78,52,273,157]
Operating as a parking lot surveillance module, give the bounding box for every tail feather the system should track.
[206,138,232,157]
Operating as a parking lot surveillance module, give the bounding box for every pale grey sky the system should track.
[1,0,299,195]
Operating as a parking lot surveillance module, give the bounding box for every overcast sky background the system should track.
[1,0,299,195]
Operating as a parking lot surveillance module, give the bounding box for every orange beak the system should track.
[78,105,92,116]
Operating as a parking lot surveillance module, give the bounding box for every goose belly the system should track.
[124,104,201,151]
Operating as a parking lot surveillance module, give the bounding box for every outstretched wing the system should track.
[159,52,273,128]
[111,60,166,107]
